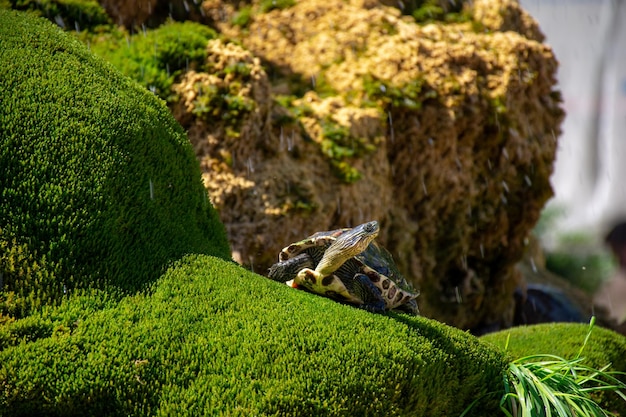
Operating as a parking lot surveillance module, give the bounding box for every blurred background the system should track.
[521,0,626,240]
[519,0,626,330]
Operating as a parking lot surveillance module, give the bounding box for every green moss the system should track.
[312,71,339,98]
[89,21,217,101]
[273,95,315,120]
[259,0,295,13]
[0,233,61,318]
[412,3,445,22]
[232,5,253,27]
[481,322,626,415]
[319,118,378,184]
[190,57,257,136]
[0,10,231,316]
[545,250,614,294]
[362,75,435,112]
[3,0,111,30]
[1,254,507,416]
[390,0,471,24]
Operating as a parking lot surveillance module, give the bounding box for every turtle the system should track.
[267,220,419,314]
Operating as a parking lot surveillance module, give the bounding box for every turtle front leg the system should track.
[295,267,324,288]
[353,273,386,314]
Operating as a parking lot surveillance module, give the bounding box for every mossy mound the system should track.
[481,322,626,414]
[1,254,507,416]
[0,9,231,317]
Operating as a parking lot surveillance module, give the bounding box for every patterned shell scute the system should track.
[356,241,415,293]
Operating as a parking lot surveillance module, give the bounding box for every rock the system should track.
[172,0,563,331]
[99,0,206,28]
[99,0,158,27]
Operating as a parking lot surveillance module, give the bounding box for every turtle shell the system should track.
[353,241,419,312]
[274,227,419,313]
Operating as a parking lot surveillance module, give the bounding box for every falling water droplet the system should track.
[501,180,509,193]
[487,159,492,170]
[388,111,394,143]
[524,175,532,186]
[455,286,462,303]
[54,15,65,28]
[149,179,154,200]
[502,148,509,160]
[246,158,254,173]
[428,137,434,146]
[287,131,294,152]
[279,126,285,151]
[530,257,537,273]
[422,176,428,196]
[183,0,190,12]
[311,76,316,88]
[479,244,484,258]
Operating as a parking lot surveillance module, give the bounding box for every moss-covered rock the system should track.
[168,0,564,332]
[0,9,231,317]
[481,322,626,415]
[1,254,508,416]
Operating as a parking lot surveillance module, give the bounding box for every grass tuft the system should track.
[500,318,626,417]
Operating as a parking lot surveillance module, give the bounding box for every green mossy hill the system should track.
[0,254,507,416]
[481,322,626,415]
[0,10,231,317]
[88,21,217,101]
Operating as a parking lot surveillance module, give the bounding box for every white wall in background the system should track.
[520,0,626,245]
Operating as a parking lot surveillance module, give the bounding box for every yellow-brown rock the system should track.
[174,0,564,331]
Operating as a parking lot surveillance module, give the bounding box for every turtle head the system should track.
[315,220,380,276]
